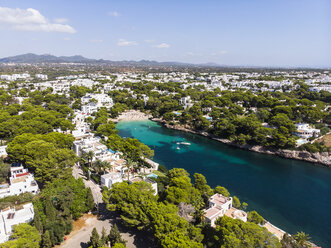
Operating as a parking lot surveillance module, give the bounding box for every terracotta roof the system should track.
[16,172,29,177]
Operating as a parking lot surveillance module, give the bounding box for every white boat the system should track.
[179,142,191,146]
[176,146,180,150]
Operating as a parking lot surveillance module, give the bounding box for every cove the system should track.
[116,120,331,247]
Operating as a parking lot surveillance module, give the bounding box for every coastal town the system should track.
[0,65,329,248]
[0,0,329,247]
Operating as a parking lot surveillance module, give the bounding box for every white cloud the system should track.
[108,11,121,17]
[153,43,170,48]
[91,39,103,43]
[117,38,138,46]
[54,18,68,24]
[0,7,76,33]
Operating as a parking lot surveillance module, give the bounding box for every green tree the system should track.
[232,196,241,209]
[214,216,280,248]
[89,228,101,248]
[214,186,230,197]
[248,211,265,225]
[86,187,95,211]
[281,233,300,248]
[1,223,41,248]
[193,173,209,192]
[42,230,52,248]
[108,224,126,247]
[293,232,311,247]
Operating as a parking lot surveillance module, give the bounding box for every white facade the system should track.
[81,93,114,111]
[35,74,48,80]
[0,74,30,81]
[101,172,123,188]
[0,166,39,199]
[81,102,98,114]
[295,123,320,139]
[0,203,35,243]
[204,193,233,226]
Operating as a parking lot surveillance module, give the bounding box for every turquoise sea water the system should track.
[117,120,331,247]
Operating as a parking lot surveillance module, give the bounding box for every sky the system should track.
[0,0,330,67]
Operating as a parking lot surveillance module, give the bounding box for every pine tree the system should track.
[89,227,101,248]
[108,224,126,247]
[86,187,95,211]
[33,208,43,233]
[45,197,57,222]
[42,230,52,248]
[101,227,107,246]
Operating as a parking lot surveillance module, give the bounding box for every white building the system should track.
[295,123,320,139]
[81,102,98,114]
[35,74,48,80]
[179,96,193,109]
[101,172,123,188]
[0,74,30,81]
[0,165,39,199]
[0,203,35,243]
[204,193,247,226]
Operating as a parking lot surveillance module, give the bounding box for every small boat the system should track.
[176,146,180,150]
[179,142,191,146]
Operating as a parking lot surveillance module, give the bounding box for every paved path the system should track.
[73,164,103,205]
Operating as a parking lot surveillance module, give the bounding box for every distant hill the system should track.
[0,53,221,68]
[1,53,324,70]
[0,53,95,63]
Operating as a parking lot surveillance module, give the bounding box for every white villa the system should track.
[295,123,320,139]
[101,172,123,188]
[81,102,98,114]
[81,93,114,114]
[179,96,193,109]
[204,193,247,226]
[0,165,39,199]
[0,203,35,243]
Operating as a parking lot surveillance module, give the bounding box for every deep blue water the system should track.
[117,120,331,247]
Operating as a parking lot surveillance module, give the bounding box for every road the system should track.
[66,164,157,248]
[73,164,103,205]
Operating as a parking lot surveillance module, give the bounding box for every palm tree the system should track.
[86,151,95,168]
[125,158,136,181]
[80,153,89,166]
[293,232,311,247]
[92,159,103,174]
[101,161,112,174]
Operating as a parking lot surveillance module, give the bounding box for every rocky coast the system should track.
[152,118,331,167]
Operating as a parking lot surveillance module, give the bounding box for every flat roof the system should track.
[204,207,222,220]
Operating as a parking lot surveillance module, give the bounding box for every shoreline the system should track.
[110,110,152,123]
[151,118,331,167]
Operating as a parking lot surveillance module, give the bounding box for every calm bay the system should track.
[117,120,331,247]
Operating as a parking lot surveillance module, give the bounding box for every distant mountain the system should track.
[0,53,94,63]
[1,53,324,69]
[0,53,218,67]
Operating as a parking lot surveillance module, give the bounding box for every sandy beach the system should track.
[110,110,151,123]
